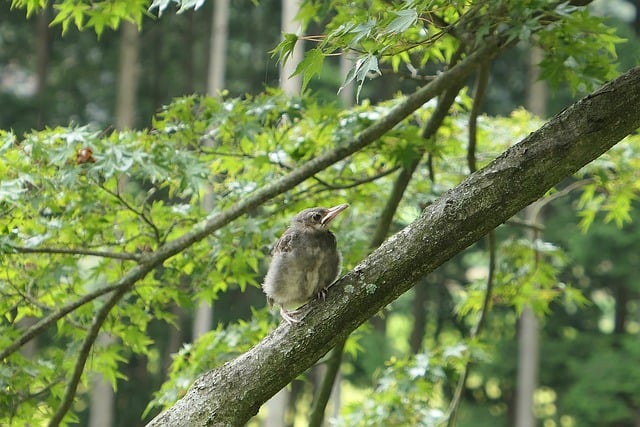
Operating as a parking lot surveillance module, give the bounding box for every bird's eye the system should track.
[312,213,323,222]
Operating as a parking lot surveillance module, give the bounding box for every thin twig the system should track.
[505,179,592,232]
[467,62,489,174]
[293,167,401,198]
[446,229,496,427]
[48,286,128,426]
[505,218,546,232]
[95,181,162,243]
[8,245,140,261]
[0,281,127,361]
[313,166,401,190]
[74,232,147,250]
[308,338,346,427]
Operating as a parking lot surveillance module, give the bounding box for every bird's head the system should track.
[292,203,349,231]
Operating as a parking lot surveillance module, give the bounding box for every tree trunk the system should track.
[339,52,355,107]
[264,1,306,423]
[280,0,303,95]
[410,279,428,354]
[515,306,539,427]
[264,388,289,427]
[115,21,139,130]
[193,0,231,340]
[88,22,140,427]
[207,0,229,96]
[631,0,640,35]
[148,66,640,427]
[613,283,628,335]
[35,5,51,129]
[515,44,546,427]
[89,334,116,427]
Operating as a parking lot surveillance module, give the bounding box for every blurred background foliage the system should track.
[1,0,640,426]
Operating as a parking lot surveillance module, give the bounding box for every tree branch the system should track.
[8,245,140,261]
[446,229,496,426]
[48,287,128,426]
[148,66,640,426]
[308,338,346,427]
[96,181,162,243]
[467,62,489,174]
[370,76,467,248]
[0,272,141,361]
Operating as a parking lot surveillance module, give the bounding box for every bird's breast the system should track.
[262,230,340,307]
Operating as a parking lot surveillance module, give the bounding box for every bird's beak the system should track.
[321,203,349,225]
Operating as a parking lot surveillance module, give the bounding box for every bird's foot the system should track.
[280,307,302,325]
[316,287,328,302]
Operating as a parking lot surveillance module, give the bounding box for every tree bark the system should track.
[148,67,640,426]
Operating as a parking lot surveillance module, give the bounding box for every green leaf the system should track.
[271,33,299,65]
[348,19,376,47]
[291,48,324,93]
[148,0,175,16]
[339,53,381,102]
[383,9,418,35]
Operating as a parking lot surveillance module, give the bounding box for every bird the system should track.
[262,203,349,324]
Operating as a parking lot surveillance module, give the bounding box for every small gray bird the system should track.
[262,203,349,324]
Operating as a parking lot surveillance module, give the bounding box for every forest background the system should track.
[1,0,640,426]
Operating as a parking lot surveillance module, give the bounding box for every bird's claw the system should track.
[317,287,328,301]
[278,288,329,325]
[280,307,302,325]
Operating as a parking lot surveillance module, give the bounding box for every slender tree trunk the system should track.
[263,2,306,424]
[515,304,539,427]
[207,0,228,96]
[410,279,428,354]
[308,340,345,427]
[265,388,289,427]
[339,52,355,107]
[164,304,187,374]
[183,12,195,93]
[515,45,546,427]
[280,0,303,95]
[631,0,640,35]
[89,334,116,427]
[115,22,140,130]
[193,0,229,341]
[613,284,628,334]
[89,22,140,427]
[35,5,51,129]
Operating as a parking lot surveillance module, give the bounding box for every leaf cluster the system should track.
[0,88,455,423]
[335,347,468,427]
[144,310,271,417]
[271,0,623,102]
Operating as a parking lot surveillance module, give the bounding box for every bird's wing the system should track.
[272,229,298,255]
